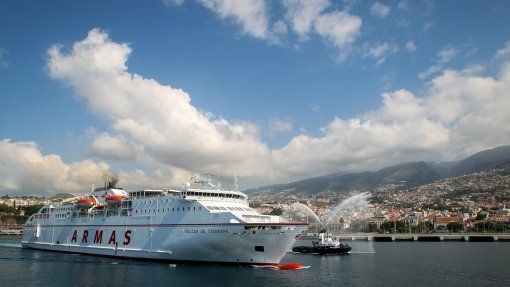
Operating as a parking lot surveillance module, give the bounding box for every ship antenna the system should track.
[234,175,239,191]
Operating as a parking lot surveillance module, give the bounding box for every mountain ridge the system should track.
[246,145,510,197]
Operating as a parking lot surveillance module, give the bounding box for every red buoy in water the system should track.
[277,263,303,270]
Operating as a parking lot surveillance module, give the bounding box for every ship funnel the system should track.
[107,176,119,189]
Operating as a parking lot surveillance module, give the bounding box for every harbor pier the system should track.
[0,224,23,235]
[337,233,510,242]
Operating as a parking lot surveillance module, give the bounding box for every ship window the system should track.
[172,208,174,212]
[188,207,190,211]
[199,206,202,210]
[255,246,264,252]
[177,208,179,211]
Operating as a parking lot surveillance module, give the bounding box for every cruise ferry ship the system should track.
[22,175,307,265]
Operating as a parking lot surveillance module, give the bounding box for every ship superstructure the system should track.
[22,175,307,265]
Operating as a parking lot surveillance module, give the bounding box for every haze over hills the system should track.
[246,145,510,197]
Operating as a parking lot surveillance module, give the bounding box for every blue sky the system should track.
[1,0,510,195]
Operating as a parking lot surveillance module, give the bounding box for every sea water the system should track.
[1,236,509,287]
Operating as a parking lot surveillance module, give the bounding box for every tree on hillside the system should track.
[22,204,44,217]
[446,222,464,232]
[269,208,283,215]
[0,203,16,214]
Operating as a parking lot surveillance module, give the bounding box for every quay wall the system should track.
[0,224,23,236]
[336,233,510,242]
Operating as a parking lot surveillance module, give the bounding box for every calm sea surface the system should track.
[1,236,509,287]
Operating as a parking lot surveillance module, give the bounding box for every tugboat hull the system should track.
[292,244,351,255]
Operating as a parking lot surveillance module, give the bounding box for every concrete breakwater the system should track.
[0,225,23,235]
[336,233,510,242]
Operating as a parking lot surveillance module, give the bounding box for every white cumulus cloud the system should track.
[5,30,510,195]
[46,28,273,186]
[495,41,510,58]
[437,46,459,64]
[47,30,510,185]
[283,0,330,41]
[370,2,391,18]
[267,118,293,136]
[0,139,112,196]
[419,45,460,79]
[283,0,362,61]
[169,1,363,61]
[362,42,399,64]
[198,0,271,41]
[405,40,417,52]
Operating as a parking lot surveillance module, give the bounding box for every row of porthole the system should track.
[206,206,253,212]
[55,206,74,212]
[134,206,203,214]
[136,198,177,205]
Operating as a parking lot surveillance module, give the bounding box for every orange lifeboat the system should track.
[77,198,97,208]
[105,195,126,204]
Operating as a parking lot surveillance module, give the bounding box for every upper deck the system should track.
[25,176,284,225]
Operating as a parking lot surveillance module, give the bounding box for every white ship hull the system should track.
[22,222,302,265]
[22,181,307,265]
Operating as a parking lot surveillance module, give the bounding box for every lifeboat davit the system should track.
[105,195,126,204]
[277,263,303,270]
[77,198,97,208]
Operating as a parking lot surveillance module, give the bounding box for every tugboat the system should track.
[292,230,351,255]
